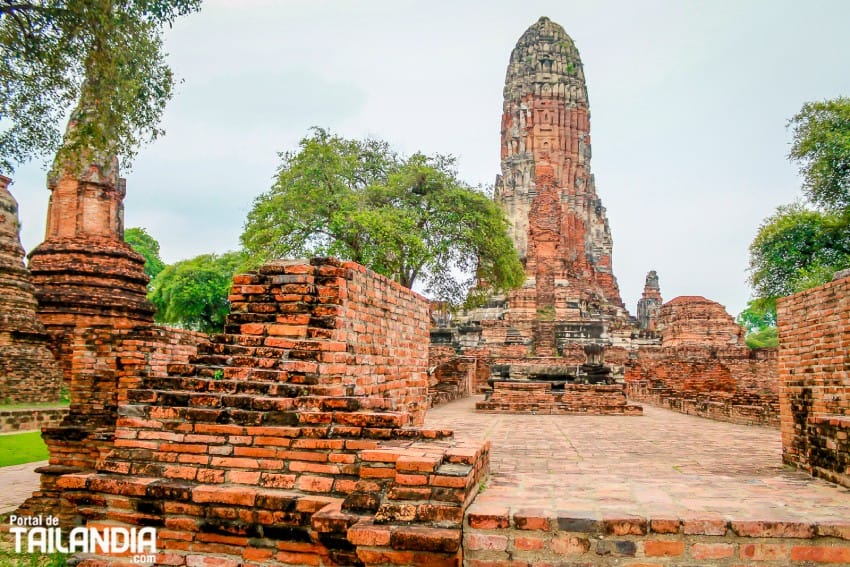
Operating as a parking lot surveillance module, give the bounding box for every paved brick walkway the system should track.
[4,400,850,525]
[425,396,850,524]
[0,460,44,515]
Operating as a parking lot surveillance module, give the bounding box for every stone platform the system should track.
[476,381,642,416]
[426,396,850,566]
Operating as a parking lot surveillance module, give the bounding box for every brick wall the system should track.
[464,508,850,566]
[477,381,642,415]
[37,259,489,566]
[625,295,779,427]
[626,347,778,427]
[16,325,207,524]
[778,273,850,488]
[0,407,68,433]
[428,346,479,407]
[225,259,429,426]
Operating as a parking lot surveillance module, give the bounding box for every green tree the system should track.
[148,251,243,333]
[736,298,778,349]
[744,326,778,349]
[0,0,201,174]
[125,226,165,280]
[241,128,524,305]
[789,97,850,211]
[747,203,850,300]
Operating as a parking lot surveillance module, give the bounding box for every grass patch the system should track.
[0,402,69,411]
[0,431,49,467]
[0,551,67,566]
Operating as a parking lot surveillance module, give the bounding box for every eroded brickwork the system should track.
[39,259,488,567]
[778,272,850,488]
[27,161,154,382]
[495,17,624,314]
[16,325,207,524]
[428,346,482,408]
[0,407,68,433]
[453,17,631,371]
[657,296,745,349]
[464,510,850,566]
[477,381,641,415]
[626,296,778,426]
[0,175,63,404]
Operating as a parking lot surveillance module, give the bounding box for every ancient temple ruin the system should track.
[0,175,63,404]
[426,17,779,421]
[495,17,625,320]
[428,17,640,414]
[4,14,850,567]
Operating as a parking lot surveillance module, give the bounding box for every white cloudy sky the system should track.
[9,0,850,317]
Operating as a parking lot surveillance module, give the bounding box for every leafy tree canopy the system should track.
[736,298,778,349]
[744,326,778,349]
[736,298,777,334]
[0,0,201,174]
[148,251,244,333]
[125,226,165,280]
[241,128,525,306]
[789,97,850,211]
[748,203,850,300]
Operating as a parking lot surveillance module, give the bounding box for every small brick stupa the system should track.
[19,152,159,522]
[0,175,62,404]
[27,155,154,379]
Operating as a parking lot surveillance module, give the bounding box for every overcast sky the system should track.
[9,0,850,317]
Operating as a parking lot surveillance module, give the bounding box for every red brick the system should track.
[791,546,850,563]
[690,542,734,559]
[740,543,790,561]
[682,518,727,536]
[295,475,335,492]
[465,533,508,551]
[467,507,510,529]
[514,509,550,531]
[550,534,590,555]
[731,520,814,538]
[644,540,684,557]
[603,516,647,535]
[347,524,392,546]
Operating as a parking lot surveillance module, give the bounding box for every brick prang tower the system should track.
[495,16,626,316]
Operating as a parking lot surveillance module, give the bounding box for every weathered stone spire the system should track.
[637,270,663,331]
[0,175,63,403]
[495,16,624,311]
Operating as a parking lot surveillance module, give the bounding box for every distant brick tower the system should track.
[495,16,625,316]
[637,270,663,331]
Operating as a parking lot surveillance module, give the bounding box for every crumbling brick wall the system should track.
[0,407,68,433]
[16,325,207,523]
[427,346,480,407]
[0,174,64,404]
[778,273,850,488]
[37,259,488,566]
[226,259,429,425]
[626,296,779,427]
[626,347,778,427]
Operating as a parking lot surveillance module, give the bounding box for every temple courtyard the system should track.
[424,398,850,523]
[5,397,850,564]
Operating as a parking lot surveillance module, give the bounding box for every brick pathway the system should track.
[424,396,850,523]
[0,461,44,515]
